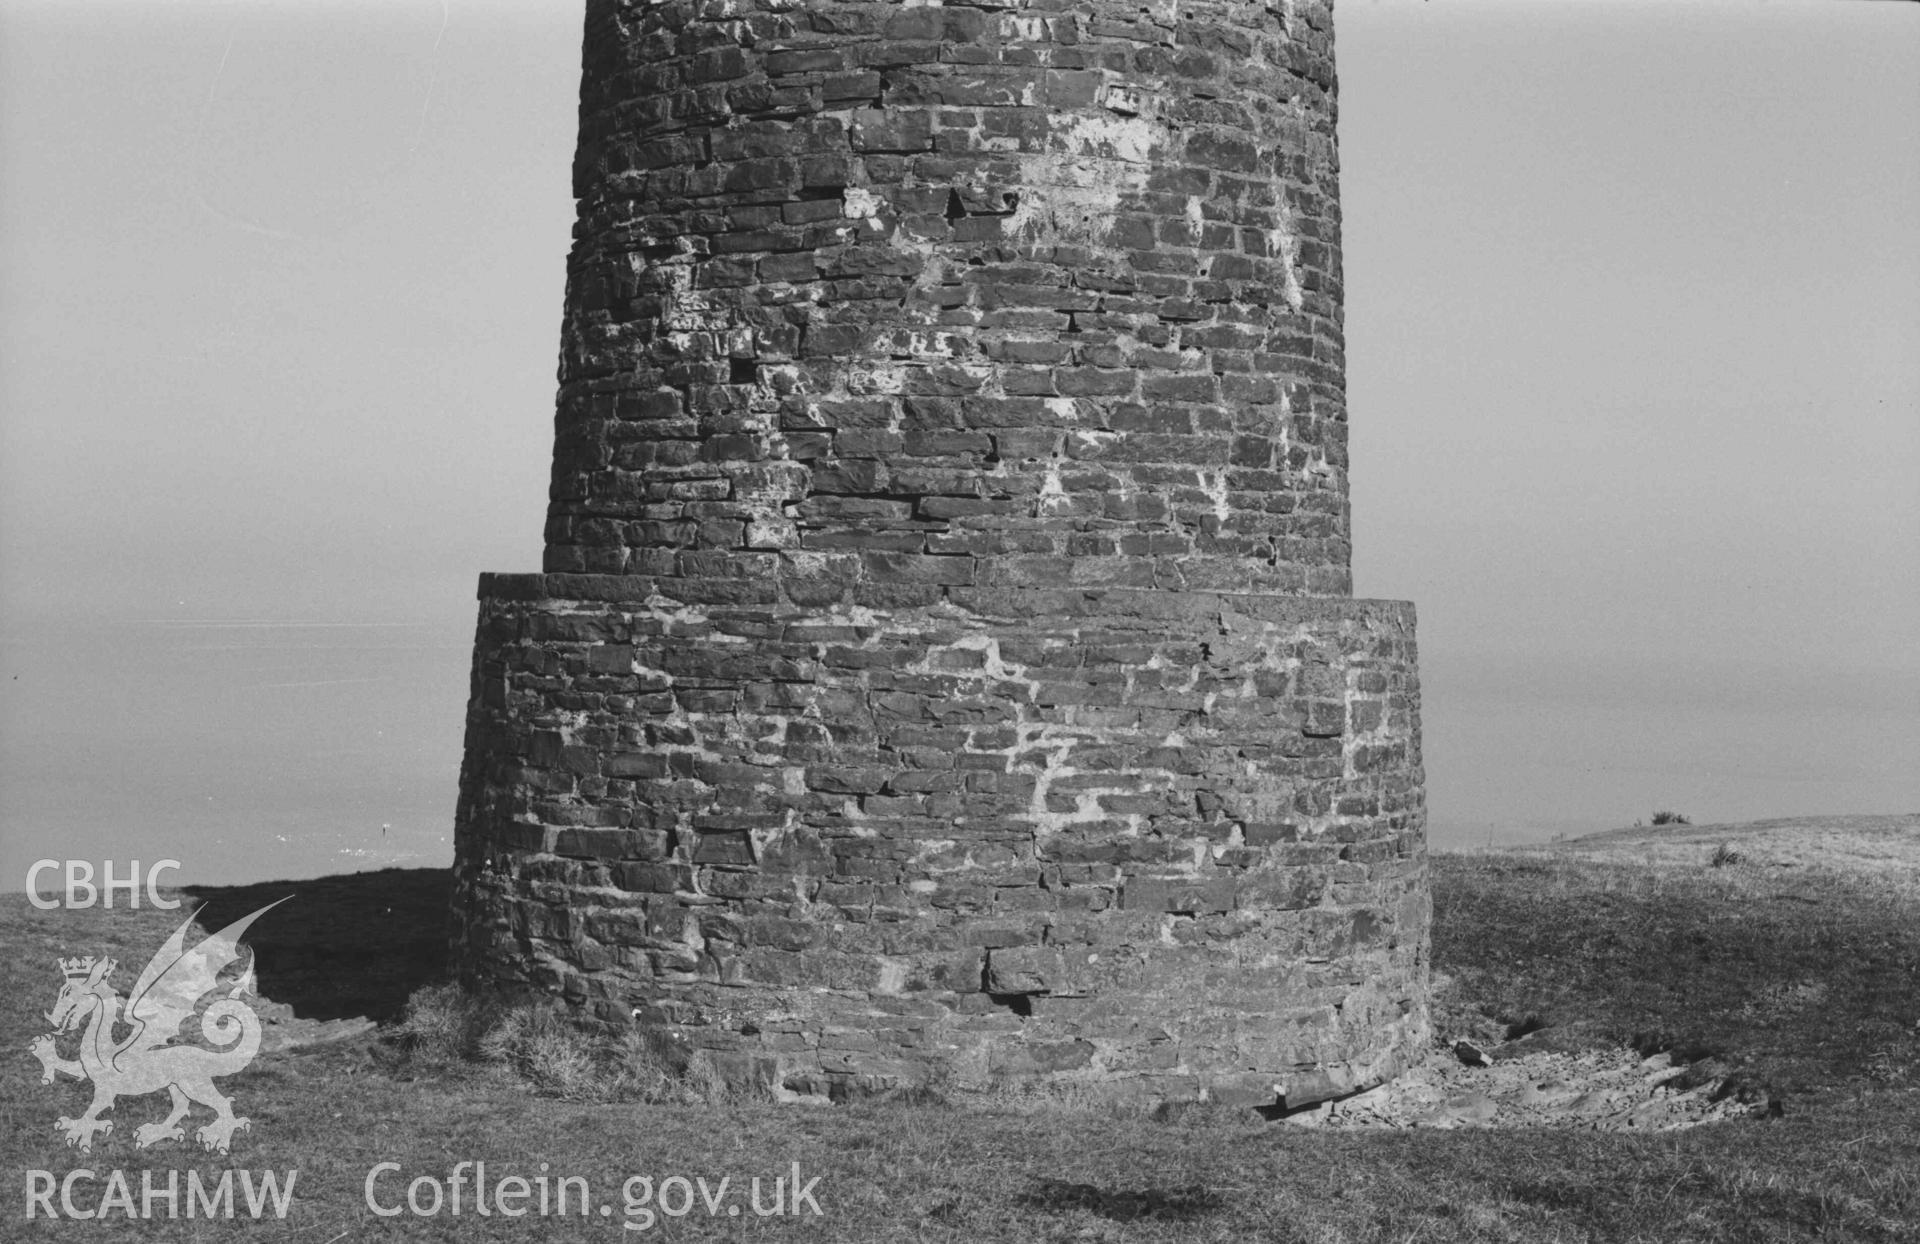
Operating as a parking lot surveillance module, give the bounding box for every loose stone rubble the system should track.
[1283,1046,1753,1132]
[251,998,378,1055]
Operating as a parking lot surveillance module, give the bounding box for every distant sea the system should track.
[1,619,469,890]
[3,619,1914,890]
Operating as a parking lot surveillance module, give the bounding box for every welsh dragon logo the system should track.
[27,900,285,1155]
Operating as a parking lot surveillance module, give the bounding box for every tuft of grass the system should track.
[1651,810,1692,826]
[386,983,733,1104]
[1710,841,1743,868]
[479,1005,602,1099]
[389,980,503,1065]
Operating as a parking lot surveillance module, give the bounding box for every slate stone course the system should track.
[453,0,1429,1108]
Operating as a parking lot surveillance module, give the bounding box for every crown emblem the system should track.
[60,956,98,979]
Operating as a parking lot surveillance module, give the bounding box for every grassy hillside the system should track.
[3,818,1916,1242]
[1534,814,1920,876]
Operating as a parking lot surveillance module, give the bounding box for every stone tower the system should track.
[453,0,1428,1109]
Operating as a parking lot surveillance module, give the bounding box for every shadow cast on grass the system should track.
[181,867,450,1023]
[1016,1179,1225,1223]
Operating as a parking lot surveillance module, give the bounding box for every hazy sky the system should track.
[2,0,1915,888]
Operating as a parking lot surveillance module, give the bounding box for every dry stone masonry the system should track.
[453,0,1429,1109]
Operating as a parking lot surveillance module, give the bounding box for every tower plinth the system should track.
[454,0,1429,1108]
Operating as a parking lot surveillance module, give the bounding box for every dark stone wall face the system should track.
[454,0,1429,1109]
[543,0,1353,598]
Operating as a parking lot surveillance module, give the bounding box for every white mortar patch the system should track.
[1004,114,1161,245]
[1270,200,1306,313]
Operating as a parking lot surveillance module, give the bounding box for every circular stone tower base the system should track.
[451,0,1429,1110]
[453,573,1427,1107]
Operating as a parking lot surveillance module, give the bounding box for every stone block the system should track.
[1121,874,1237,915]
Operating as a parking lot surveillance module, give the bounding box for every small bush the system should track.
[1651,810,1691,826]
[1710,842,1743,868]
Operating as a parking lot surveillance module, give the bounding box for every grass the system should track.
[3,845,1917,1242]
[1431,853,1919,1098]
[384,983,734,1105]
[1538,815,1920,877]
